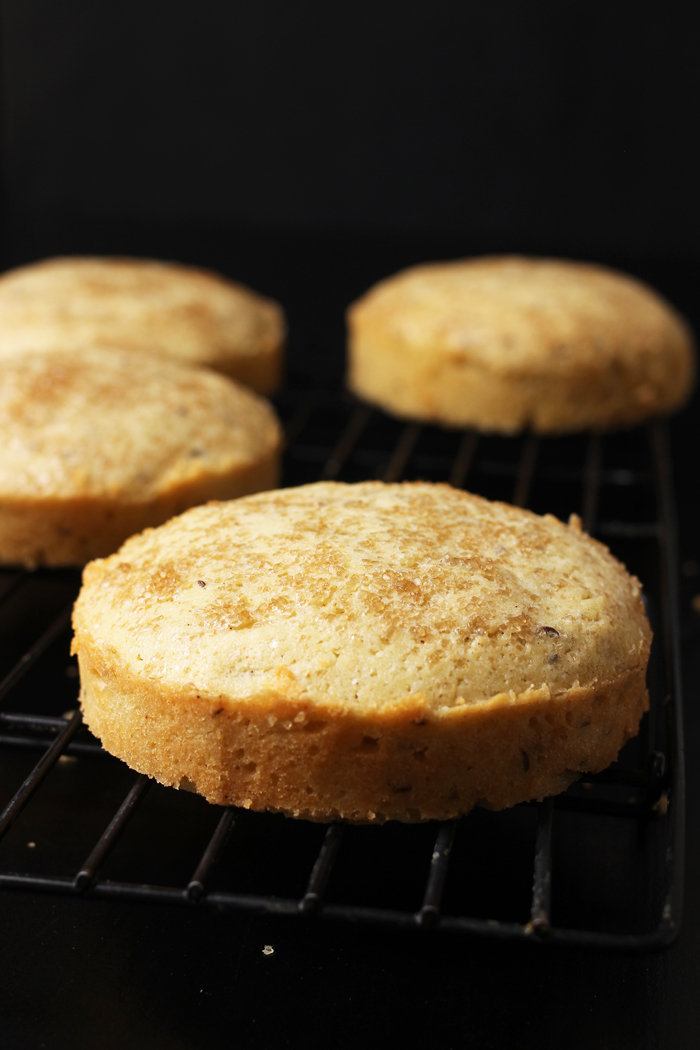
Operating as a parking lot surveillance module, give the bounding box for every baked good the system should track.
[72,481,651,822]
[347,256,695,433]
[0,256,285,393]
[0,347,282,568]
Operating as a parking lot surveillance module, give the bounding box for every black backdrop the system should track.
[1,5,700,1050]
[3,0,700,393]
[2,1,700,254]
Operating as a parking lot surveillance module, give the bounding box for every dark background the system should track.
[3,1,699,391]
[3,1,700,253]
[2,1,700,386]
[1,3,699,1048]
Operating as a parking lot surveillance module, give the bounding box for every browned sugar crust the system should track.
[72,481,652,822]
[0,348,282,567]
[347,256,696,433]
[0,256,286,394]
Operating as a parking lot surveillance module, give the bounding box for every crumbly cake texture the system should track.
[72,481,651,822]
[0,256,285,394]
[347,256,695,433]
[0,348,282,567]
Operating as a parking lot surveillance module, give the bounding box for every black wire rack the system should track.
[0,389,685,950]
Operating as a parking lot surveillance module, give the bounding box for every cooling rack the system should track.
[0,389,685,950]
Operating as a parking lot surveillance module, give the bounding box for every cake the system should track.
[0,347,282,567]
[347,256,695,433]
[72,480,651,822]
[0,256,285,394]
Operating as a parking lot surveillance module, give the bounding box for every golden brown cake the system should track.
[347,256,695,433]
[0,347,282,567]
[72,481,651,822]
[0,256,285,394]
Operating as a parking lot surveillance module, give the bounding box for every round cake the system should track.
[347,256,695,433]
[0,347,282,567]
[0,256,285,394]
[72,481,651,822]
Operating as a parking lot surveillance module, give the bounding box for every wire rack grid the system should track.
[0,389,685,950]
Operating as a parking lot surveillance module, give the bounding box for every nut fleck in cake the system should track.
[72,481,651,822]
[0,256,285,393]
[0,347,282,567]
[347,256,695,433]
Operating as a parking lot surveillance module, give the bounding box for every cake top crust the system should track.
[0,347,281,500]
[0,256,285,368]
[348,255,695,384]
[73,481,651,714]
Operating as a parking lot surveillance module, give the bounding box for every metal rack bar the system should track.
[187,808,237,902]
[319,405,372,480]
[448,432,479,489]
[1,712,79,731]
[581,763,647,788]
[649,422,685,941]
[0,860,677,951]
[0,604,73,704]
[75,774,150,890]
[0,708,83,840]
[382,423,422,482]
[644,750,667,807]
[529,797,554,936]
[416,820,457,928]
[0,734,102,756]
[0,712,103,755]
[300,823,345,914]
[512,435,540,507]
